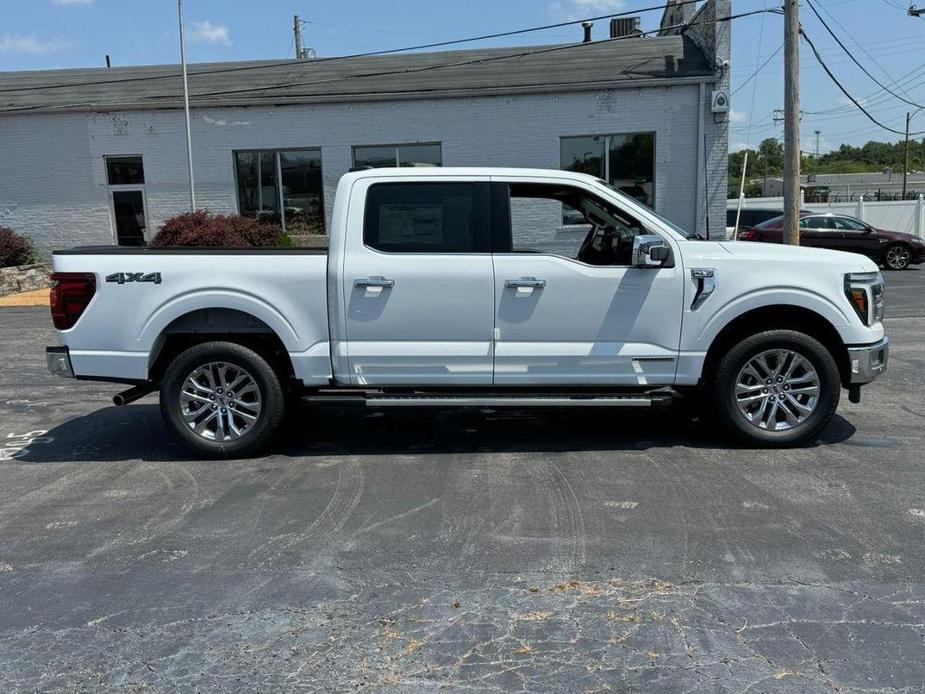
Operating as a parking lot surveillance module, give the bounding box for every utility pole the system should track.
[783,0,801,245]
[903,107,925,199]
[177,0,195,211]
[815,130,821,158]
[294,15,304,60]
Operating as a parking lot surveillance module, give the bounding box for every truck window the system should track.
[499,183,651,266]
[363,182,490,253]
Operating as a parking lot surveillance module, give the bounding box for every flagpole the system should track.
[178,0,195,211]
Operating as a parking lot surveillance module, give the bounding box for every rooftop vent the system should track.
[582,22,593,43]
[610,17,641,39]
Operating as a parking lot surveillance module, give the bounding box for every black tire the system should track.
[160,341,285,458]
[882,243,912,271]
[711,330,840,447]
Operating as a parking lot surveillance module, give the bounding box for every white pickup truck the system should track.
[46,168,888,456]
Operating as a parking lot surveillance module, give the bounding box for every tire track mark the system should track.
[247,458,365,568]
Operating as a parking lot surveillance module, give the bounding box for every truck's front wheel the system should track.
[712,330,840,447]
[160,341,285,458]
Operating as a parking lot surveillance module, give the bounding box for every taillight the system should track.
[737,228,756,240]
[50,273,96,330]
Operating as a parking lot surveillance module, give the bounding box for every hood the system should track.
[876,228,925,244]
[718,240,878,272]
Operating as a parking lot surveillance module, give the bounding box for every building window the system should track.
[234,148,325,234]
[560,133,655,209]
[106,155,145,185]
[353,143,442,169]
[105,155,147,246]
[363,182,489,253]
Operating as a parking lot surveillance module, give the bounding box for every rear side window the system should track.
[363,182,489,253]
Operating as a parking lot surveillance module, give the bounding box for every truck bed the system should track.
[51,246,331,385]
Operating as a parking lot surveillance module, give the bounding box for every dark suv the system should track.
[738,212,925,270]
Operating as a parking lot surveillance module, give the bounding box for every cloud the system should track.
[50,0,93,5]
[729,110,747,124]
[188,20,231,46]
[0,33,68,54]
[550,0,625,22]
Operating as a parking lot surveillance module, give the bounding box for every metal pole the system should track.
[783,0,801,245]
[733,150,749,240]
[904,112,911,199]
[178,0,195,211]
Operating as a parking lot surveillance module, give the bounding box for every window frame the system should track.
[559,132,656,209]
[833,216,870,232]
[490,180,672,268]
[361,180,491,255]
[799,215,836,231]
[105,154,146,186]
[352,142,443,169]
[232,147,325,234]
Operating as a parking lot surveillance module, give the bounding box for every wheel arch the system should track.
[148,308,295,383]
[701,305,851,387]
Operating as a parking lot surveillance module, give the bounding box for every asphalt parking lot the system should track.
[0,269,923,692]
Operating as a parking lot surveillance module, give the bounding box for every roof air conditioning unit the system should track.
[610,17,641,39]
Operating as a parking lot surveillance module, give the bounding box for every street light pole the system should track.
[178,0,195,212]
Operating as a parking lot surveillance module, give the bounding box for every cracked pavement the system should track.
[1,269,924,692]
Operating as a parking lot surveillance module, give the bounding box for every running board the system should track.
[303,392,674,408]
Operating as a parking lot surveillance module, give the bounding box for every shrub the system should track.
[150,211,288,248]
[0,227,38,268]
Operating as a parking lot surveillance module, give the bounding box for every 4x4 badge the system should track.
[105,272,162,285]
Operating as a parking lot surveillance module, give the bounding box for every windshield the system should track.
[594,179,693,238]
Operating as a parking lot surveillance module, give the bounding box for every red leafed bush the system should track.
[150,211,287,247]
[0,226,38,268]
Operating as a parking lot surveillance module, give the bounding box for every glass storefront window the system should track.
[561,133,655,209]
[234,148,324,233]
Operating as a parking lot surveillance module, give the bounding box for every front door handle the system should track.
[505,277,546,289]
[354,276,395,288]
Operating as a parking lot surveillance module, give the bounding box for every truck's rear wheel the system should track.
[160,341,285,458]
[712,330,840,447]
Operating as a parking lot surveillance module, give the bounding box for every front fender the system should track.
[688,285,878,353]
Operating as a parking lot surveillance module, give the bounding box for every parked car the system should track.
[725,208,813,238]
[46,168,888,456]
[738,212,925,270]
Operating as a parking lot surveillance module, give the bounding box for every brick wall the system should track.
[1,82,726,256]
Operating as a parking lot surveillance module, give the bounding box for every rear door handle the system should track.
[354,276,395,288]
[505,277,546,289]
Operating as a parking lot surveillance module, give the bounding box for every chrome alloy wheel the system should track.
[885,245,911,270]
[734,349,820,431]
[179,362,262,442]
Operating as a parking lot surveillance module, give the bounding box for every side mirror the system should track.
[632,234,670,267]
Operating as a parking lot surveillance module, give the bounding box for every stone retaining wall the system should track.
[0,263,52,297]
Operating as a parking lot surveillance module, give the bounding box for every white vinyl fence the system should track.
[729,194,925,239]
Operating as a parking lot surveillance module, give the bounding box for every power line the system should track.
[0,8,778,114]
[800,25,925,136]
[731,42,782,96]
[0,0,708,96]
[806,0,923,108]
[815,0,907,94]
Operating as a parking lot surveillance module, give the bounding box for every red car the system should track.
[738,212,925,270]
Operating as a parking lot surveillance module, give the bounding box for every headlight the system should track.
[844,272,885,325]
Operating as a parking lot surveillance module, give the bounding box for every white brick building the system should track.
[0,0,730,256]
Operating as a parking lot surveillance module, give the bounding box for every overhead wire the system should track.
[0,7,780,114]
[0,0,709,95]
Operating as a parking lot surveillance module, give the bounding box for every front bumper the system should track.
[46,346,74,378]
[847,337,888,385]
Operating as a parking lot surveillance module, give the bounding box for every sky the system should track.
[0,0,923,153]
